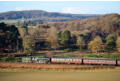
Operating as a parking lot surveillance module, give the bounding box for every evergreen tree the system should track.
[105,34,117,51]
[61,30,71,48]
[0,23,21,53]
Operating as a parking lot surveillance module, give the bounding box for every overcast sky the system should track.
[0,1,120,14]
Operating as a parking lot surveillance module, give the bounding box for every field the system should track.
[0,19,23,24]
[0,62,120,81]
[0,52,120,81]
[0,68,120,81]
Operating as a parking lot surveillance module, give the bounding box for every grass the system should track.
[0,62,113,70]
[54,53,78,58]
[54,53,120,59]
[0,68,120,81]
[0,62,120,81]
[0,19,22,24]
[82,54,120,59]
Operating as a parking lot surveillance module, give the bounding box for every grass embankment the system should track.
[81,53,120,59]
[54,53,78,57]
[54,53,120,59]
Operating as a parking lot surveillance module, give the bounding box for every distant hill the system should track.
[0,10,100,23]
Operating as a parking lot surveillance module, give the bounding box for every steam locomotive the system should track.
[21,57,120,66]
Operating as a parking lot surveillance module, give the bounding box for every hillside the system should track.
[41,13,120,40]
[0,13,120,53]
[0,10,100,23]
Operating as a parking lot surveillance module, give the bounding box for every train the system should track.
[21,56,120,66]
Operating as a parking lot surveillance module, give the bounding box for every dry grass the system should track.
[0,63,120,81]
[0,62,115,70]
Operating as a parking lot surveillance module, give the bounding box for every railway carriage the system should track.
[83,59,116,65]
[51,58,82,64]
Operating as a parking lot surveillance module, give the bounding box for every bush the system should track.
[5,57,16,62]
[64,48,73,52]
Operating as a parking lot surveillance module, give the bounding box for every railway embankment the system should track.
[0,62,117,70]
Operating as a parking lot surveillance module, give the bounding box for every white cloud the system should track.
[61,7,94,14]
[62,7,76,14]
[15,7,27,11]
[15,7,38,11]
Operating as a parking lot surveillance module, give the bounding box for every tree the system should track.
[23,36,35,55]
[105,34,117,51]
[0,23,21,53]
[116,36,120,52]
[71,34,77,45]
[21,21,29,36]
[57,31,62,40]
[61,30,71,48]
[77,36,85,50]
[88,36,104,53]
[0,30,3,52]
[48,26,60,49]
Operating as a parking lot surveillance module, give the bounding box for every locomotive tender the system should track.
[21,56,120,66]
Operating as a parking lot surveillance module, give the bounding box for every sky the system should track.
[0,1,120,14]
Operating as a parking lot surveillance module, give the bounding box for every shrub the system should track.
[64,48,73,52]
[5,57,16,62]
